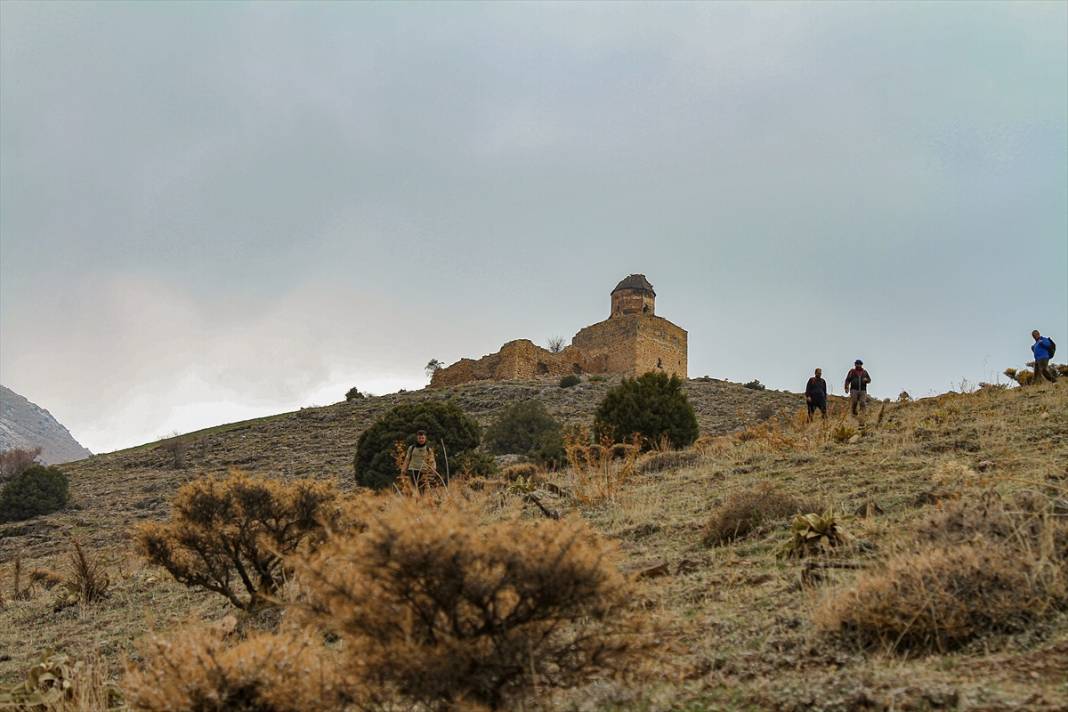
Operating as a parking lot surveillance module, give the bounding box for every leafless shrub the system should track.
[547,336,566,353]
[157,434,188,469]
[702,483,815,546]
[123,627,347,712]
[135,471,340,609]
[296,497,650,710]
[0,447,41,483]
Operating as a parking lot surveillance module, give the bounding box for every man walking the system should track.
[401,430,438,489]
[844,360,871,416]
[805,368,828,421]
[1031,330,1057,384]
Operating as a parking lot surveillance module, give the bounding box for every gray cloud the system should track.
[2,1,1065,452]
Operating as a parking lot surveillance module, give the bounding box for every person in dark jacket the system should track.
[844,360,871,416]
[805,368,828,421]
[1031,330,1057,384]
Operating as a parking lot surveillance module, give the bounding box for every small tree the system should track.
[135,471,339,609]
[743,379,766,391]
[0,447,41,484]
[354,401,482,490]
[345,386,363,401]
[296,497,648,710]
[485,400,565,467]
[425,359,444,379]
[547,336,566,353]
[0,464,69,523]
[594,371,699,450]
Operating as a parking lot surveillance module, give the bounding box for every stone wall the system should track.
[430,340,590,388]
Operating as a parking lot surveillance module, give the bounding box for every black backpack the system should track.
[1048,338,1056,358]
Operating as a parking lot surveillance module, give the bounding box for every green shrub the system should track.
[354,401,482,489]
[743,379,766,391]
[448,450,497,478]
[558,374,581,389]
[594,372,699,450]
[484,400,566,467]
[0,465,70,523]
[345,386,363,401]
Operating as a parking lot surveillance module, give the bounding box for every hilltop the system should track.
[1,378,1066,710]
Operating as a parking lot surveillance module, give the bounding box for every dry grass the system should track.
[702,482,814,546]
[1,379,1066,709]
[562,429,640,505]
[0,652,117,711]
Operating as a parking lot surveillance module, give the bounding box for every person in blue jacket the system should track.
[1031,330,1057,384]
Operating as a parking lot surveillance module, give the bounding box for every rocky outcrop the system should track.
[0,385,91,464]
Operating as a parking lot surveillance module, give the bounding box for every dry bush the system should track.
[0,446,41,483]
[499,462,541,481]
[930,460,981,490]
[0,652,117,711]
[564,430,640,504]
[296,497,649,711]
[135,471,340,609]
[818,492,1068,654]
[56,539,110,608]
[702,483,814,546]
[637,449,702,475]
[1004,367,1034,386]
[157,434,189,469]
[815,542,1065,654]
[123,627,345,712]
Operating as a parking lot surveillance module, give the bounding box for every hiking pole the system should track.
[440,439,450,485]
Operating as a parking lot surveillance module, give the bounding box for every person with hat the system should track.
[844,360,871,416]
[401,430,438,489]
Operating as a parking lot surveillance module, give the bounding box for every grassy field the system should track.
[1,378,1066,710]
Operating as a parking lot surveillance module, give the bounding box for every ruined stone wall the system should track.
[430,315,687,388]
[430,340,589,388]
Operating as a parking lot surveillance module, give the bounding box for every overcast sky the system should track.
[1,1,1066,454]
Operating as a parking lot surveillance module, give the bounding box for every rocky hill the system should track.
[0,385,91,464]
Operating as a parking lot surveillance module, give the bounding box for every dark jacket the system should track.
[805,377,828,401]
[844,367,871,392]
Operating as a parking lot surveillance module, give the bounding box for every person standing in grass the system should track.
[401,430,437,489]
[805,368,828,421]
[844,360,871,416]
[1031,330,1057,384]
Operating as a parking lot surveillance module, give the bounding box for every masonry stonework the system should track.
[430,275,687,388]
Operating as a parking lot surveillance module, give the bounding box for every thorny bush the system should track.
[123,627,346,712]
[135,471,340,610]
[703,483,815,546]
[295,496,649,711]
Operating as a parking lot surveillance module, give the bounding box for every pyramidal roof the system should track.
[611,274,655,295]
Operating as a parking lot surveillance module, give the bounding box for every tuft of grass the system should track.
[831,424,856,444]
[779,512,847,558]
[637,449,702,475]
[702,483,814,546]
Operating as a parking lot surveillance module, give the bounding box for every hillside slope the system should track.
[0,385,91,464]
[1,379,1065,710]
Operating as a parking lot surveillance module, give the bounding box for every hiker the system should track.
[844,360,871,416]
[1031,330,1058,384]
[805,368,828,421]
[401,430,438,489]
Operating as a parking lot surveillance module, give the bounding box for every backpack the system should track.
[1048,338,1056,358]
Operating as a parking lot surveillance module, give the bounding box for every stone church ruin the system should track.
[430,274,687,388]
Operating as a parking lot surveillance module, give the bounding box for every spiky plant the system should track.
[780,512,847,558]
